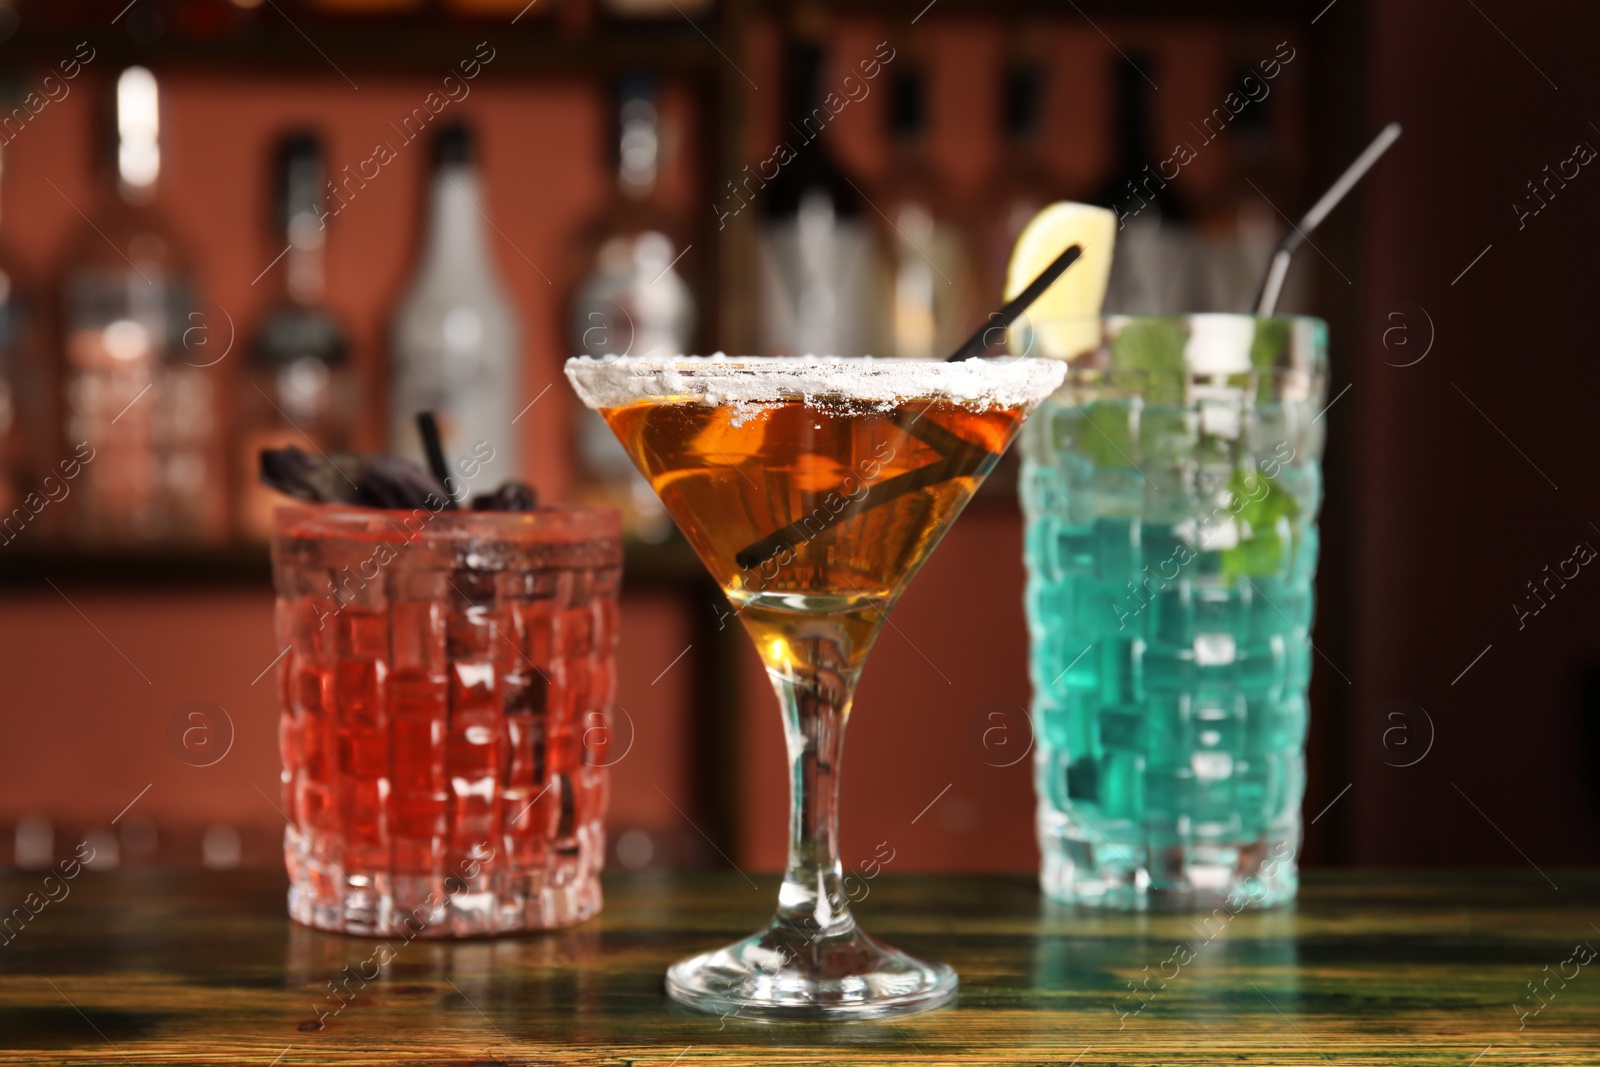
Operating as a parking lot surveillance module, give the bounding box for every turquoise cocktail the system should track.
[1019,314,1327,909]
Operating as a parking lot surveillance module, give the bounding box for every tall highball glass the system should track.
[1018,314,1327,910]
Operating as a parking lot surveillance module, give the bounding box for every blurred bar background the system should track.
[0,0,1594,875]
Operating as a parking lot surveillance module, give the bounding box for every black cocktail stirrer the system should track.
[944,243,1083,362]
[415,411,460,509]
[733,241,1091,569]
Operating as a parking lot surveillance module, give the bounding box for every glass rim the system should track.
[565,353,1066,411]
[271,502,622,545]
[1021,311,1328,329]
[1013,311,1328,371]
[562,354,1063,372]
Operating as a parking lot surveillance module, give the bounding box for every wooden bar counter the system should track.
[1,869,1597,1065]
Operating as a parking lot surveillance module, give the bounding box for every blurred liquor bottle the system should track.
[62,67,219,545]
[757,28,889,358]
[874,50,972,359]
[0,143,39,529]
[975,39,1059,305]
[1195,61,1305,312]
[390,122,520,488]
[1096,54,1199,314]
[236,133,352,542]
[569,75,691,543]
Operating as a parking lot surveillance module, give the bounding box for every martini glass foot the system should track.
[665,922,957,1021]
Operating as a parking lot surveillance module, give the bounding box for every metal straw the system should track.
[1253,122,1402,315]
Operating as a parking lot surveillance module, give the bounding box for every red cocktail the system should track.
[271,503,621,936]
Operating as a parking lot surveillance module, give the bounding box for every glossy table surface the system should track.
[2,868,1597,1065]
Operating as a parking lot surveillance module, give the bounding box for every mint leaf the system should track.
[1249,318,1291,402]
[1221,467,1301,580]
[1076,401,1136,468]
[1111,318,1188,405]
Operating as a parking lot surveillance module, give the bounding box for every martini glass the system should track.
[566,354,1065,1020]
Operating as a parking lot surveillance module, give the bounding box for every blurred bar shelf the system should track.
[0,0,1366,877]
[0,533,706,589]
[0,0,1316,78]
[0,21,724,78]
[776,0,1313,17]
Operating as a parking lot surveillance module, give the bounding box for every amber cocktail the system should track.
[567,355,1064,1020]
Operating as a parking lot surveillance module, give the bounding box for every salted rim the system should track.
[564,354,1068,411]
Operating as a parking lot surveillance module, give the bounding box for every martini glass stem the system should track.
[772,651,857,941]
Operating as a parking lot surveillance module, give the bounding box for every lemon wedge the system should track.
[1004,202,1117,360]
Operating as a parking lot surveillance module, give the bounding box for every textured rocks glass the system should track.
[271,504,621,936]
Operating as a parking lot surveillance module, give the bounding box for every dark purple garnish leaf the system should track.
[355,455,452,510]
[259,446,449,511]
[471,481,539,512]
[258,446,347,504]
